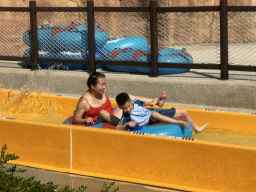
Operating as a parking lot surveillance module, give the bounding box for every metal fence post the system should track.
[87,0,96,74]
[29,1,38,70]
[220,0,229,79]
[150,0,159,77]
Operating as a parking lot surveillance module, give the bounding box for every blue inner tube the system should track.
[53,51,103,70]
[22,49,104,70]
[105,47,193,74]
[63,108,193,138]
[90,122,193,138]
[23,49,57,69]
[23,28,52,52]
[102,36,149,52]
[81,30,109,51]
[23,24,109,52]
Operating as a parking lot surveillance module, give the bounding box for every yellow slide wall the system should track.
[0,117,256,192]
[0,119,71,173]
[72,127,256,192]
[0,89,256,191]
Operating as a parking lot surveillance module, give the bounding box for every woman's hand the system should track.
[85,117,94,124]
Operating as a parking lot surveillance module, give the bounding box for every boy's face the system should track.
[119,100,133,114]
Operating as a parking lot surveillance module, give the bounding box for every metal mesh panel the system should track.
[228,12,256,66]
[94,12,150,62]
[1,3,256,71]
[0,12,29,56]
[95,12,150,39]
[158,12,220,64]
[37,12,83,26]
[34,12,86,53]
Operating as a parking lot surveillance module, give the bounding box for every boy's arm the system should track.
[116,114,129,130]
[129,94,163,107]
[129,94,154,103]
[132,99,155,107]
[142,100,156,107]
[116,121,137,130]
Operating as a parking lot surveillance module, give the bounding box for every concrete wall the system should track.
[1,68,256,110]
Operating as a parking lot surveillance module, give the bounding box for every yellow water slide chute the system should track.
[0,88,256,192]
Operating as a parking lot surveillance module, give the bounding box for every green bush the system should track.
[0,144,119,192]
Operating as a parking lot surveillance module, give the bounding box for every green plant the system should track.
[0,144,119,192]
[100,182,119,192]
[0,144,19,168]
[0,144,25,173]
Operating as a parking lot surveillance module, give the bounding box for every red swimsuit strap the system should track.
[81,96,90,105]
[81,95,110,109]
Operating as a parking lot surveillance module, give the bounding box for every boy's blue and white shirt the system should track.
[119,99,153,126]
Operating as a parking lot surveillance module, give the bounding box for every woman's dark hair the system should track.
[87,72,105,88]
[116,92,131,106]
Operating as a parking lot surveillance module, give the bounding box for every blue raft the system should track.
[23,23,109,52]
[63,109,193,138]
[22,49,106,70]
[23,49,57,69]
[101,36,149,52]
[104,47,193,74]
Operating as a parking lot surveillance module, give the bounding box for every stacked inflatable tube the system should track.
[23,49,106,70]
[22,22,193,74]
[23,49,57,69]
[101,36,150,52]
[22,23,109,70]
[63,109,193,138]
[105,47,193,74]
[23,24,108,52]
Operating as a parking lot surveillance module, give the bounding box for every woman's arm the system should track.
[72,98,91,124]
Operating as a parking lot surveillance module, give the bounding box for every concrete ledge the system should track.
[0,66,256,110]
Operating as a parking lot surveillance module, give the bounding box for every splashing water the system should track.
[0,89,70,124]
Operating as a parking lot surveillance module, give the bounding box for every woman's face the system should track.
[92,77,106,95]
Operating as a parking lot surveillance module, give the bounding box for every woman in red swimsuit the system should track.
[72,72,168,125]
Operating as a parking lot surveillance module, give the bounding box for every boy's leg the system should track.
[98,110,120,125]
[174,108,208,133]
[150,112,188,129]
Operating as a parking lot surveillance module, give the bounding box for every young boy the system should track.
[116,92,208,133]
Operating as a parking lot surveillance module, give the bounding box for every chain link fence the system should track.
[228,12,256,66]
[0,12,29,56]
[0,2,255,72]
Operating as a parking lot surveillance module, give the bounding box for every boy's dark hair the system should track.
[87,72,105,88]
[116,92,131,106]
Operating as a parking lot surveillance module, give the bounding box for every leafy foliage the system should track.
[0,144,119,192]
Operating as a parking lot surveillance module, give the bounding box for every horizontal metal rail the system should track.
[228,6,256,12]
[1,6,256,13]
[0,56,31,62]
[38,58,88,65]
[0,7,29,12]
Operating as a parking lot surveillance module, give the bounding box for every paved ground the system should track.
[4,164,187,192]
